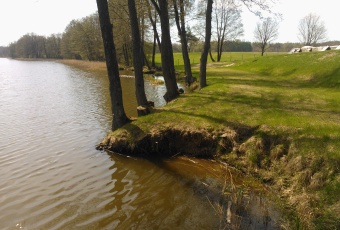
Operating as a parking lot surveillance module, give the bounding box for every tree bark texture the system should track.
[127,0,149,112]
[199,0,213,89]
[173,0,193,85]
[217,34,225,62]
[96,0,130,130]
[151,0,179,102]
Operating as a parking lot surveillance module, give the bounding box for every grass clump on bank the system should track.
[69,51,339,229]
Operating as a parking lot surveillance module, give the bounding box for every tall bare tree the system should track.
[96,0,130,131]
[146,1,161,67]
[254,17,279,56]
[213,0,243,62]
[173,0,194,85]
[234,0,279,17]
[298,13,327,45]
[195,0,277,87]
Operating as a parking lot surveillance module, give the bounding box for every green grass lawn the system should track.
[228,51,340,157]
[150,51,283,69]
[148,51,340,159]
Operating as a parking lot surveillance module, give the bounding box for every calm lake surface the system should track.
[0,58,280,229]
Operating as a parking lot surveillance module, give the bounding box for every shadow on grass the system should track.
[225,64,340,89]
[182,90,340,123]
[309,67,340,88]
[207,69,299,89]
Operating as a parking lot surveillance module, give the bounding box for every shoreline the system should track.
[62,57,339,229]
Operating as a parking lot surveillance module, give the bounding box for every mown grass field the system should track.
[151,51,283,69]
[152,51,340,159]
[134,51,340,229]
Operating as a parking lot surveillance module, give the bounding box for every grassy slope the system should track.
[130,51,340,229]
[229,52,340,156]
[64,51,339,228]
[153,51,340,158]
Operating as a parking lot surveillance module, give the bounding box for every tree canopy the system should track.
[298,13,327,46]
[254,17,279,56]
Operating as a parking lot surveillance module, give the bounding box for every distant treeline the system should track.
[3,10,339,62]
[4,30,339,61]
[0,46,9,57]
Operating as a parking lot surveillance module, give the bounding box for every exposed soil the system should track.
[96,123,339,229]
[96,124,256,158]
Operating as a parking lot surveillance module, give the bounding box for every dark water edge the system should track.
[0,58,283,229]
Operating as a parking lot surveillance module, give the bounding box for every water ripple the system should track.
[0,59,280,229]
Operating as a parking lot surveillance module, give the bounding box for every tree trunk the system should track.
[151,34,156,68]
[199,0,213,89]
[217,23,226,62]
[127,0,149,115]
[123,43,130,66]
[209,49,215,62]
[217,38,224,62]
[173,0,193,86]
[261,43,266,56]
[216,37,221,62]
[96,0,130,131]
[153,0,179,102]
[148,3,162,53]
[143,50,151,70]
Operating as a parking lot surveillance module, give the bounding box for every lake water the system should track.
[0,58,281,229]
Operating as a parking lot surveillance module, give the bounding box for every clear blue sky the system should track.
[0,0,339,46]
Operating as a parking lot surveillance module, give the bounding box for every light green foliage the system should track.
[62,14,104,61]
